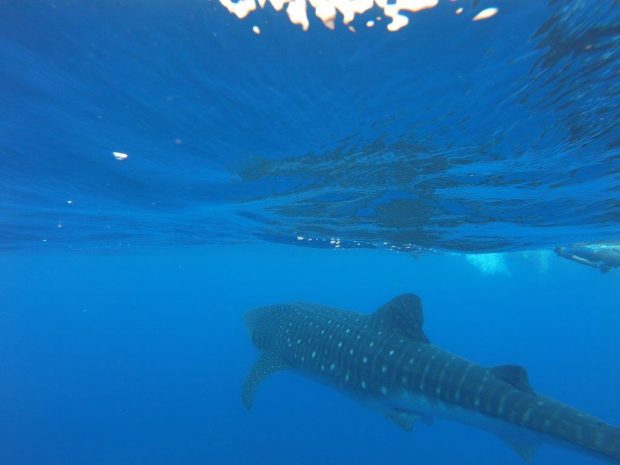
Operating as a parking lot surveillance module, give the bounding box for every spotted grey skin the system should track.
[243,294,620,463]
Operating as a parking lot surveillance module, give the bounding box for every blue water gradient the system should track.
[1,0,619,252]
[1,246,619,465]
[2,2,620,465]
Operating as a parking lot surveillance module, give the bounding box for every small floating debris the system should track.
[66,199,73,205]
[366,20,375,28]
[455,7,463,15]
[113,151,128,161]
[473,7,498,21]
[252,25,261,35]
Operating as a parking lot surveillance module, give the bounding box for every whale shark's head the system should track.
[244,306,265,335]
[244,305,281,351]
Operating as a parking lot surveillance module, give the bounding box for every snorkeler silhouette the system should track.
[554,245,620,273]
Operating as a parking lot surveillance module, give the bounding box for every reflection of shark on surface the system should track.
[555,245,620,273]
[243,294,620,464]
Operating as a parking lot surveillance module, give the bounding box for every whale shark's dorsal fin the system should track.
[492,364,535,394]
[242,351,287,409]
[371,294,430,343]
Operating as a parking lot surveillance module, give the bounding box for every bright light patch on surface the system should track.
[113,151,128,161]
[521,250,552,274]
[472,7,498,21]
[465,253,509,276]
[252,25,261,34]
[455,7,463,15]
[329,237,342,248]
[218,0,439,32]
[287,0,310,31]
[218,0,256,19]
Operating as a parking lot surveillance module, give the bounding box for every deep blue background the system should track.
[2,0,619,251]
[2,0,620,463]
[1,247,619,465]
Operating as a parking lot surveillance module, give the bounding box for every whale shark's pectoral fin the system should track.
[386,411,416,431]
[242,351,287,410]
[498,434,540,463]
[491,364,535,394]
[386,409,433,431]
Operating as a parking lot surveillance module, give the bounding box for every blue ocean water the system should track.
[1,1,620,464]
[2,248,620,465]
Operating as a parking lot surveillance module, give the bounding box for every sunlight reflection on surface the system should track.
[217,0,497,32]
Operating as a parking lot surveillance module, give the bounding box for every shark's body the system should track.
[243,294,620,463]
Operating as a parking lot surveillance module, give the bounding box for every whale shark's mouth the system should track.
[244,307,263,333]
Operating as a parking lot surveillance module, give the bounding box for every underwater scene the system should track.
[1,1,620,464]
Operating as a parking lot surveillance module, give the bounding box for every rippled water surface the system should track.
[1,1,619,252]
[2,4,620,465]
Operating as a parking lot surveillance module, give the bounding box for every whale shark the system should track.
[242,294,620,463]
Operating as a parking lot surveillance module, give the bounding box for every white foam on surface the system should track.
[465,253,510,276]
[218,0,440,32]
[472,7,498,22]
